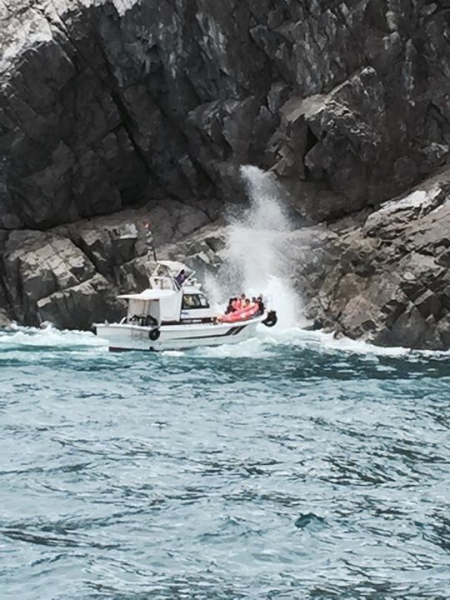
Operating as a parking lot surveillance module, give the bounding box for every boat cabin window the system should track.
[182,294,210,309]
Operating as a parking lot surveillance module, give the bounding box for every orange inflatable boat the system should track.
[220,304,260,323]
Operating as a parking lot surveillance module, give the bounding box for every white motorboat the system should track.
[94,260,277,352]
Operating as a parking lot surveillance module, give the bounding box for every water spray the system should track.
[208,165,302,329]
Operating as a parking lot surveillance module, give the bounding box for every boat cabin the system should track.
[119,261,215,327]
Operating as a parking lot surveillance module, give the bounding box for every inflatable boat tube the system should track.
[221,304,259,323]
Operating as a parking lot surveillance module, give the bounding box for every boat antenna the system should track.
[144,221,158,262]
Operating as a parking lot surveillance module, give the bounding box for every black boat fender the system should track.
[262,310,277,328]
[149,328,161,341]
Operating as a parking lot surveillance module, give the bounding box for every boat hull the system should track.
[94,317,263,351]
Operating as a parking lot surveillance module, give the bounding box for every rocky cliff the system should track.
[161,166,450,350]
[1,0,450,347]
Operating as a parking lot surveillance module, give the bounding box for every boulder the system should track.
[36,274,123,331]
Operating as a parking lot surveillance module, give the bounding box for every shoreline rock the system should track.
[2,1,450,349]
[287,168,450,350]
[161,167,450,351]
[1,167,450,351]
[0,200,211,329]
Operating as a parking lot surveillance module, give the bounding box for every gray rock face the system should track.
[1,0,450,229]
[0,201,210,328]
[166,167,450,351]
[1,0,450,346]
[287,168,450,350]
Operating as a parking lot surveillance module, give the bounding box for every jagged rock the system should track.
[36,273,122,330]
[285,168,450,349]
[0,309,11,327]
[3,231,95,323]
[0,210,149,327]
[2,0,450,230]
[2,0,450,347]
[267,67,394,220]
[0,197,214,328]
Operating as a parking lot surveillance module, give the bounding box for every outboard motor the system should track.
[262,310,277,328]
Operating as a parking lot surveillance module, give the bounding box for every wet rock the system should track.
[2,0,450,345]
[0,309,11,328]
[286,168,450,350]
[36,273,122,331]
[3,230,100,326]
[294,513,326,530]
[0,209,152,328]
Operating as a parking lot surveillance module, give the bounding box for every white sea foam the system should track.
[198,165,437,360]
[1,323,445,361]
[0,323,107,349]
[161,350,185,357]
[261,327,412,357]
[194,325,423,360]
[197,336,272,359]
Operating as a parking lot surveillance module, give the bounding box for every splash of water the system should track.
[0,324,106,349]
[210,165,302,328]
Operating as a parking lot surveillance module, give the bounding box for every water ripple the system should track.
[1,327,450,598]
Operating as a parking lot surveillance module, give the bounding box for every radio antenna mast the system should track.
[144,222,157,262]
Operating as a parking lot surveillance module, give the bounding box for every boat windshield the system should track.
[182,293,210,309]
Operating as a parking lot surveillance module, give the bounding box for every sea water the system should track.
[1,326,450,599]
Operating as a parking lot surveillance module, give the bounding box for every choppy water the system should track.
[1,326,450,599]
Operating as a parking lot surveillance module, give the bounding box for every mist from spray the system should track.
[211,165,302,329]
